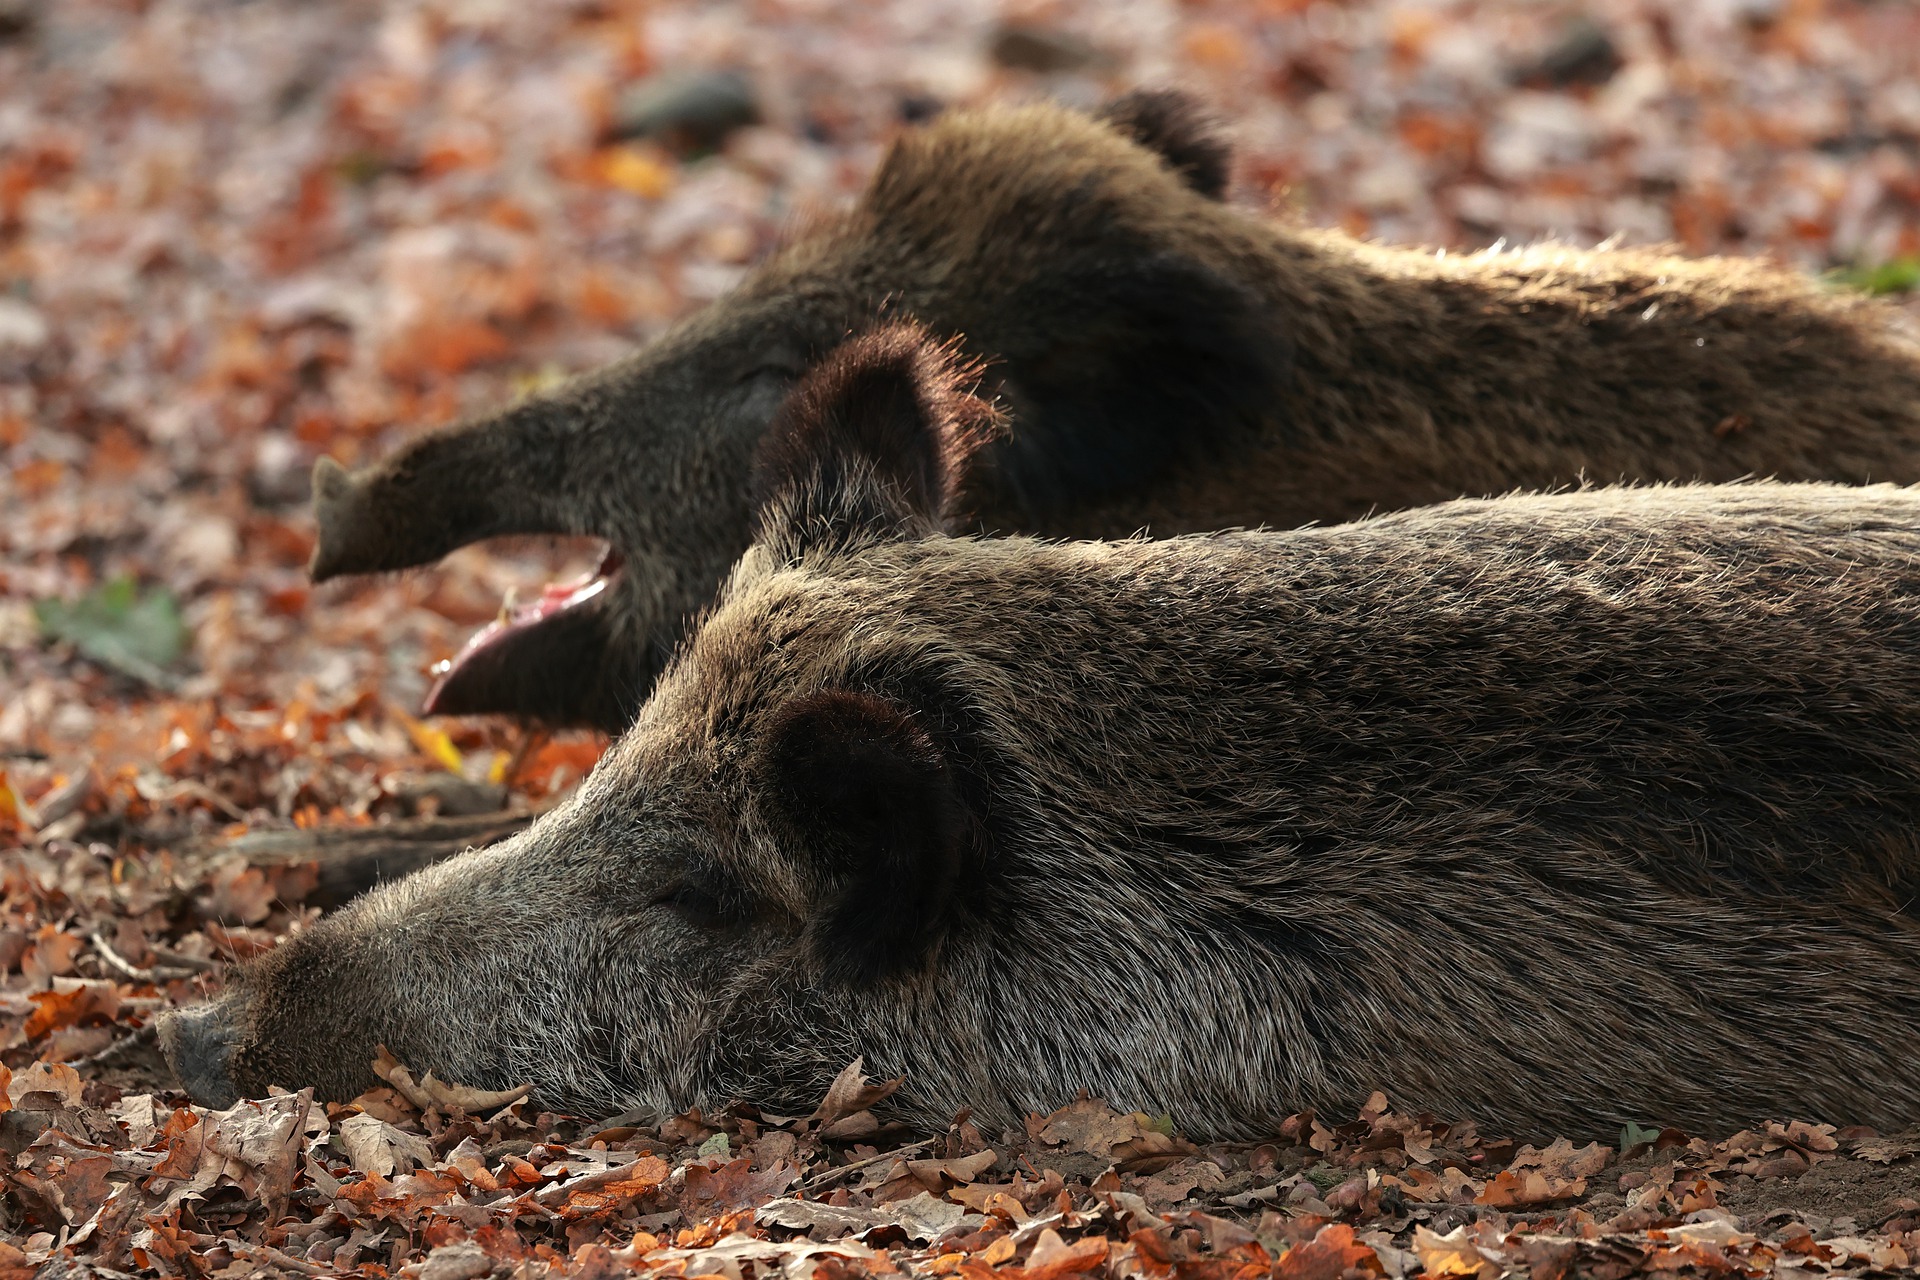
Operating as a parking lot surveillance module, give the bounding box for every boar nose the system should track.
[156,1004,241,1109]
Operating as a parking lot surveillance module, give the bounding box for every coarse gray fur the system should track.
[167,332,1920,1140]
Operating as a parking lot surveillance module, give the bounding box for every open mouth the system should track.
[422,544,626,718]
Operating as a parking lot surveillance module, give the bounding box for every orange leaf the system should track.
[541,1155,670,1221]
[1413,1225,1496,1279]
[21,926,83,987]
[519,733,608,794]
[576,271,633,325]
[91,425,146,475]
[1482,1138,1609,1204]
[1389,7,1442,62]
[24,982,119,1040]
[1275,1223,1382,1280]
[1477,1168,1582,1207]
[265,585,310,617]
[1024,1229,1107,1280]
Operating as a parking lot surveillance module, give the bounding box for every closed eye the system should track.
[650,880,733,928]
[738,361,802,386]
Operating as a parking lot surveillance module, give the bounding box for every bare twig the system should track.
[193,806,550,910]
[144,945,218,974]
[90,930,206,983]
[230,1241,333,1277]
[372,1044,533,1114]
[143,776,248,821]
[503,726,549,789]
[70,1023,157,1070]
[583,1105,665,1137]
[797,1138,936,1193]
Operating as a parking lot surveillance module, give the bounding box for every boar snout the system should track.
[157,1002,242,1109]
[308,383,599,584]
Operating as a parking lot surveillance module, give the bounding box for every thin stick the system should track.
[144,945,218,973]
[71,1023,157,1070]
[230,1241,333,1277]
[90,931,206,983]
[797,1138,936,1193]
[503,726,549,790]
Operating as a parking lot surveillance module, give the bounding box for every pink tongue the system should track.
[525,574,607,620]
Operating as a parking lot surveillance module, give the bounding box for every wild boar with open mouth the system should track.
[309,91,1920,731]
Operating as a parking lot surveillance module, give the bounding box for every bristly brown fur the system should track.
[1094,87,1233,199]
[306,92,1920,729]
[750,322,1001,554]
[168,332,1920,1142]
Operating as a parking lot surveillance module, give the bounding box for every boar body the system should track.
[311,92,1920,729]
[170,457,1920,1137]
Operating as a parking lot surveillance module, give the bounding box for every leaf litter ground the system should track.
[5,0,1920,1275]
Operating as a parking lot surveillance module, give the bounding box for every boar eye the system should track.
[651,880,732,928]
[739,361,801,386]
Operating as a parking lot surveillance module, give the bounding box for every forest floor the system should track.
[4,0,1920,1275]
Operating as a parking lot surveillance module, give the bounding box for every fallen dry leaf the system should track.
[1035,1097,1153,1160]
[334,1109,434,1176]
[533,1153,670,1221]
[1274,1223,1382,1280]
[1413,1224,1500,1280]
[813,1056,905,1126]
[906,1148,1000,1185]
[1023,1227,1108,1280]
[8,1060,85,1110]
[1853,1130,1920,1164]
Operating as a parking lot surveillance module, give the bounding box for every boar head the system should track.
[308,90,1288,730]
[164,326,1023,1121]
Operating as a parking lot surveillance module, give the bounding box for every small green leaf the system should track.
[1619,1120,1660,1151]
[1828,257,1920,297]
[34,576,189,687]
[1305,1164,1346,1191]
[696,1131,731,1159]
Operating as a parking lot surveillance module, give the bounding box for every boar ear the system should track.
[759,689,969,981]
[752,323,1000,557]
[1096,88,1232,200]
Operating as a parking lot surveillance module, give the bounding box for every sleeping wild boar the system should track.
[309,91,1920,730]
[165,325,1920,1139]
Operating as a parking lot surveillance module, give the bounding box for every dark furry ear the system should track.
[758,690,969,982]
[752,323,1000,557]
[1096,89,1232,200]
[977,252,1292,524]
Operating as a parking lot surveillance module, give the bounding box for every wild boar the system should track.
[168,326,1920,1139]
[309,91,1920,730]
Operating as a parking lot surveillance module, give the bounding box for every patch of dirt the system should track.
[1716,1152,1920,1228]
